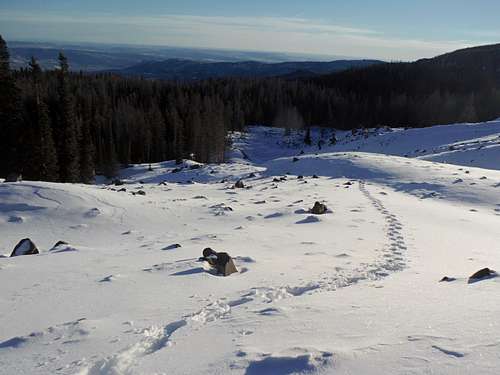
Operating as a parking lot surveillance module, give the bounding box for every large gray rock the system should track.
[310,201,328,215]
[468,268,497,283]
[10,238,39,257]
[200,248,238,276]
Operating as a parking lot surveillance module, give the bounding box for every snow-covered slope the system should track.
[233,120,500,170]
[1,121,500,375]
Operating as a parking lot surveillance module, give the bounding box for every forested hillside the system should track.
[2,34,500,183]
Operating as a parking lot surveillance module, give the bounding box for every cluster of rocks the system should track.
[9,239,69,257]
[107,187,127,192]
[273,176,287,183]
[105,183,145,196]
[440,268,497,284]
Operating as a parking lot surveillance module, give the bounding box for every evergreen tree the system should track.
[29,57,59,181]
[102,135,119,178]
[0,35,22,177]
[79,115,95,183]
[56,52,80,182]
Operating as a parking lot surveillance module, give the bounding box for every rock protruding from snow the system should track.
[234,179,245,189]
[163,244,182,251]
[310,201,328,215]
[468,268,497,283]
[10,238,39,257]
[200,248,238,276]
[439,276,456,282]
[49,241,78,253]
[53,240,68,248]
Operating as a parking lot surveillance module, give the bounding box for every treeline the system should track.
[3,34,500,183]
[1,36,235,181]
[310,60,500,128]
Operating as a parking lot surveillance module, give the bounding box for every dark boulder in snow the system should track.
[439,276,456,282]
[10,238,39,257]
[234,180,245,189]
[292,157,299,162]
[135,190,146,196]
[5,173,22,182]
[112,179,124,186]
[248,172,256,178]
[312,174,319,179]
[310,201,328,215]
[468,268,497,283]
[199,248,238,276]
[163,243,182,250]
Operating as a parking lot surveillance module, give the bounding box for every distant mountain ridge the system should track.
[110,58,383,80]
[417,43,500,74]
[8,40,359,71]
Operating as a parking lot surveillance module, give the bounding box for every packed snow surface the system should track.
[1,120,500,374]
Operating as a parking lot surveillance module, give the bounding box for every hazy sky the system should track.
[1,0,499,60]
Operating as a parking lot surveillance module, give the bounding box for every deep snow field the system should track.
[1,120,500,375]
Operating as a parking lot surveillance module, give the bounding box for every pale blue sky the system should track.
[1,0,499,60]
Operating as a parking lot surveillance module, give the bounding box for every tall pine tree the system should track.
[56,52,80,182]
[0,35,22,177]
[29,57,59,181]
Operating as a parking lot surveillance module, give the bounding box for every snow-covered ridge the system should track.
[1,120,500,374]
